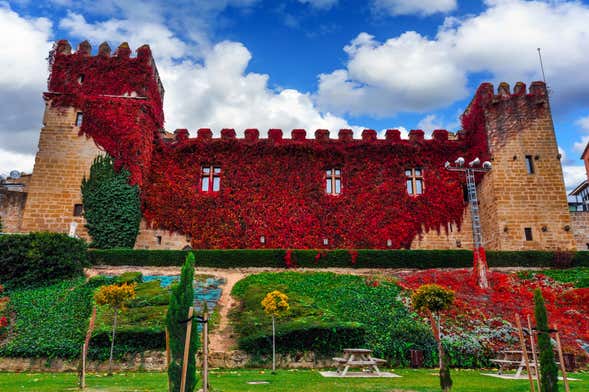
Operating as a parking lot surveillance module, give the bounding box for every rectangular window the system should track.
[75,112,83,127]
[525,155,535,174]
[325,168,342,195]
[201,165,221,192]
[524,227,533,241]
[406,168,424,195]
[73,204,83,217]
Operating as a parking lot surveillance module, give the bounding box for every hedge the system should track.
[0,233,88,289]
[88,248,589,269]
[238,320,365,357]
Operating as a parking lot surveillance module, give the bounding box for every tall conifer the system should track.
[534,288,558,392]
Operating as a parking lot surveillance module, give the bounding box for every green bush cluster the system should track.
[0,278,94,358]
[0,232,87,289]
[231,272,437,366]
[81,155,141,249]
[88,248,589,268]
[89,279,169,360]
[239,320,365,356]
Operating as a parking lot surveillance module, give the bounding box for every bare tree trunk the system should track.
[108,307,118,376]
[272,316,276,373]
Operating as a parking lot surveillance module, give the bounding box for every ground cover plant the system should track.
[522,267,589,288]
[0,278,95,358]
[0,370,588,391]
[231,272,437,366]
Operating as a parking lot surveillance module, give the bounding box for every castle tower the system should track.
[19,40,164,238]
[471,82,575,250]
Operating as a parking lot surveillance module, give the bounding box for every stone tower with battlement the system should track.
[472,82,575,250]
[7,40,578,250]
[19,40,164,239]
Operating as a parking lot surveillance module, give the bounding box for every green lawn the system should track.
[0,369,587,391]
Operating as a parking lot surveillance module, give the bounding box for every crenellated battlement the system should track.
[47,40,164,103]
[473,81,548,106]
[166,127,459,146]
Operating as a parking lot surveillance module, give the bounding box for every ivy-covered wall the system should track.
[45,40,492,249]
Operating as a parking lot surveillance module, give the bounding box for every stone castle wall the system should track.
[570,211,589,251]
[19,105,102,240]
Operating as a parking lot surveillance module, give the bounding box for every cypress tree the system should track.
[534,288,558,392]
[81,155,141,248]
[166,253,199,392]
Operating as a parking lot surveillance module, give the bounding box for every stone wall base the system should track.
[0,350,335,372]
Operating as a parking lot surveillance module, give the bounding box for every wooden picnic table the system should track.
[490,349,560,377]
[332,348,387,376]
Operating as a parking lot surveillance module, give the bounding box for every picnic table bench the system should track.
[332,348,386,376]
[491,350,559,377]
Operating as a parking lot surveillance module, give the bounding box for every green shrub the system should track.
[114,271,143,285]
[231,272,437,365]
[90,279,169,359]
[238,320,365,356]
[0,233,87,289]
[0,278,94,358]
[88,248,589,269]
[81,155,141,249]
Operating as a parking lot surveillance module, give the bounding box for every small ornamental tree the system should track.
[261,290,289,372]
[534,288,558,392]
[81,155,141,249]
[412,284,455,392]
[166,253,199,392]
[94,282,136,375]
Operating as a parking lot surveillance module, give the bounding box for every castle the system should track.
[1,40,586,251]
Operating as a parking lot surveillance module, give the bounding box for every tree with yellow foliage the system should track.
[261,290,289,372]
[94,282,136,375]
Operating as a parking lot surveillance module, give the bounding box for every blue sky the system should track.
[1,0,589,190]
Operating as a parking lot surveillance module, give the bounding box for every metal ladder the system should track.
[466,169,483,248]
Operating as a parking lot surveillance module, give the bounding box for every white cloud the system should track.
[0,148,34,175]
[562,164,586,192]
[572,115,589,154]
[0,3,52,174]
[318,0,589,117]
[317,32,467,116]
[59,15,358,137]
[298,0,338,10]
[373,0,456,16]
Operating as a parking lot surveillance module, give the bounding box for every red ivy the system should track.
[399,269,589,357]
[44,41,492,249]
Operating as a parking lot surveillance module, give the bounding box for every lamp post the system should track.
[445,157,492,289]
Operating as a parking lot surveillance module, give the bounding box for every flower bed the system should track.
[398,269,589,361]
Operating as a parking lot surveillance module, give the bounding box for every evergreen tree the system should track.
[166,253,199,392]
[81,155,141,248]
[534,288,558,392]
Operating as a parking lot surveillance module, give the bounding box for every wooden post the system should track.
[515,314,535,392]
[203,308,209,392]
[272,315,276,373]
[527,314,541,392]
[81,343,86,389]
[165,327,171,367]
[180,307,194,392]
[554,324,570,392]
[81,306,96,389]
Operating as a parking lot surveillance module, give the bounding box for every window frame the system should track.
[405,167,424,196]
[75,112,83,127]
[73,204,83,217]
[200,165,222,193]
[524,227,533,241]
[325,168,342,196]
[525,155,535,174]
